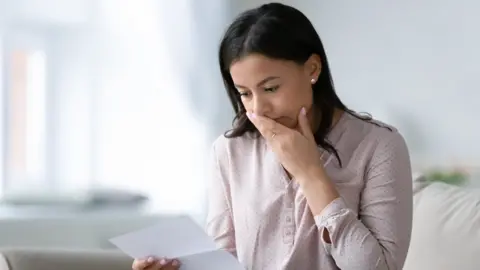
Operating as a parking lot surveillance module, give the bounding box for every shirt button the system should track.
[286,216,292,223]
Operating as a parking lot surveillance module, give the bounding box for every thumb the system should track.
[297,107,315,142]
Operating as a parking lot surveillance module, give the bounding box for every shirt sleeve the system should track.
[205,143,237,257]
[314,131,413,270]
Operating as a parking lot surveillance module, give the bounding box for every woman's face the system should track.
[230,53,321,129]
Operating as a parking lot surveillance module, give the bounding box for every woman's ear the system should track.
[305,54,322,81]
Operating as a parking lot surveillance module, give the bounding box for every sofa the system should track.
[0,249,131,270]
[1,175,479,270]
[402,175,480,270]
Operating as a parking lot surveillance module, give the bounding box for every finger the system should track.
[247,112,287,139]
[145,258,168,270]
[247,112,274,137]
[167,259,181,269]
[132,257,156,269]
[297,107,315,142]
[157,259,180,270]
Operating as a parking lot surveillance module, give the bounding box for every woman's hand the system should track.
[246,107,325,181]
[248,107,340,216]
[132,257,180,270]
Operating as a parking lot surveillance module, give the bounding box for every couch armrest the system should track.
[0,248,132,270]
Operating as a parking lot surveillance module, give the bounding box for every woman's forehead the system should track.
[230,55,299,80]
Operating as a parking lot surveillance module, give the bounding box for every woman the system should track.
[133,2,413,270]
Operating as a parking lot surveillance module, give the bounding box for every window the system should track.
[3,47,48,193]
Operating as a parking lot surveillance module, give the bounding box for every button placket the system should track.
[282,187,295,244]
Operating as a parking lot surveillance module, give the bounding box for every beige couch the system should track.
[0,249,131,270]
[1,176,480,270]
[403,175,480,270]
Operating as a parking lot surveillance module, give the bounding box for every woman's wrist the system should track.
[296,165,340,216]
[295,164,327,185]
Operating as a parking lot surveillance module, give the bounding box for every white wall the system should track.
[2,0,92,26]
[236,0,480,170]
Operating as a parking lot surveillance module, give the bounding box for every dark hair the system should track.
[218,3,355,166]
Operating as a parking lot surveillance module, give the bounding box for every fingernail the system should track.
[159,258,166,265]
[301,107,307,115]
[147,257,154,263]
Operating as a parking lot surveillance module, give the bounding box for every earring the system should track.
[311,78,316,84]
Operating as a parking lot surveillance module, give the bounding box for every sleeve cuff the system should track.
[314,197,350,254]
[314,196,348,226]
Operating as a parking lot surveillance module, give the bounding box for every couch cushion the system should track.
[0,248,132,270]
[404,180,480,270]
[0,253,8,270]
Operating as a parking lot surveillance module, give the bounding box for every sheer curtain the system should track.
[90,0,232,220]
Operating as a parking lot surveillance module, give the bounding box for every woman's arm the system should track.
[205,143,237,257]
[299,131,413,270]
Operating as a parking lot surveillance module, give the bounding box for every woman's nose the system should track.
[252,95,271,116]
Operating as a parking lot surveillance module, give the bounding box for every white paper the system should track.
[177,250,244,270]
[109,215,244,270]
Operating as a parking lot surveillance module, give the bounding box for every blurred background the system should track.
[0,0,479,260]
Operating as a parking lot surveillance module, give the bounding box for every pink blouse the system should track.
[206,112,413,270]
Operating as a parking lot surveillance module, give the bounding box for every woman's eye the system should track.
[239,92,250,97]
[264,85,279,92]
